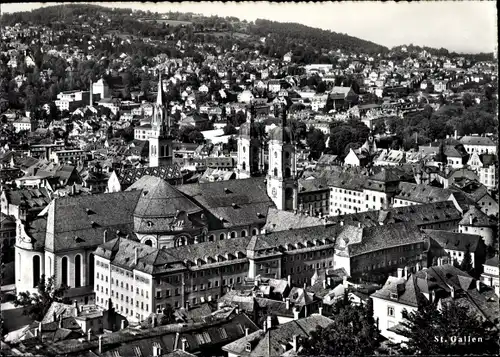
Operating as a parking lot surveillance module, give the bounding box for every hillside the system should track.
[248,19,388,57]
[1,4,388,63]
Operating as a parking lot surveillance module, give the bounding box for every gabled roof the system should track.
[460,136,496,147]
[424,229,483,252]
[459,206,496,227]
[222,314,333,357]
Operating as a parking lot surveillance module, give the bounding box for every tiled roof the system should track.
[369,168,401,183]
[47,312,258,356]
[4,187,52,208]
[460,136,496,147]
[459,206,496,227]
[424,229,483,252]
[116,166,183,187]
[222,314,333,357]
[327,201,462,230]
[336,222,427,257]
[177,177,274,229]
[95,238,182,275]
[42,191,141,252]
[127,175,204,233]
[395,182,455,203]
[263,207,324,233]
[484,255,498,267]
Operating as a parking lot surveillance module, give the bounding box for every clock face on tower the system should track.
[272,187,277,197]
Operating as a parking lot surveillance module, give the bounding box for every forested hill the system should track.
[248,19,388,57]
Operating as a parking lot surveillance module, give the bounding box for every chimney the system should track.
[476,280,481,292]
[322,279,327,289]
[235,305,240,315]
[98,335,103,353]
[293,307,300,320]
[35,328,39,337]
[450,286,455,298]
[287,275,291,286]
[340,220,344,226]
[181,337,187,352]
[327,277,332,286]
[404,266,410,279]
[431,289,436,303]
[53,312,57,322]
[292,335,299,352]
[263,320,268,333]
[342,276,348,287]
[267,315,272,330]
[87,329,92,341]
[134,247,139,265]
[71,184,76,195]
[151,315,156,328]
[120,320,126,330]
[318,306,323,316]
[103,230,108,243]
[303,282,307,290]
[397,268,404,278]
[285,298,290,310]
[38,322,42,336]
[73,300,78,310]
[469,215,473,226]
[454,130,457,139]
[58,316,62,328]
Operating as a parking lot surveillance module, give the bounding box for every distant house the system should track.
[480,255,499,296]
[107,166,183,192]
[460,136,497,155]
[283,52,293,63]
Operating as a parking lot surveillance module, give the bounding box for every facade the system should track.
[372,263,499,343]
[14,176,274,299]
[50,149,87,165]
[333,222,427,279]
[237,105,265,179]
[458,206,497,247]
[460,136,497,155]
[480,255,499,296]
[266,104,298,211]
[13,116,37,133]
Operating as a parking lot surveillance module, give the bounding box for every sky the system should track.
[1,1,497,54]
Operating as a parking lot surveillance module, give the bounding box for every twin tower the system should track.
[237,102,298,211]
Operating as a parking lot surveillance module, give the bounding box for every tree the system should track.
[391,300,499,355]
[223,123,238,135]
[224,136,238,152]
[160,304,175,325]
[299,303,379,356]
[459,248,474,274]
[306,128,326,160]
[13,275,68,321]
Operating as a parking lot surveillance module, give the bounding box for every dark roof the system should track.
[177,177,274,229]
[484,255,498,267]
[326,201,462,228]
[127,175,204,233]
[460,136,496,147]
[222,314,333,357]
[424,229,483,252]
[47,313,258,356]
[336,222,427,257]
[41,191,141,252]
[459,206,496,227]
[263,207,324,233]
[3,187,52,208]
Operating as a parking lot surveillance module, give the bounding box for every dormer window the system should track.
[147,221,153,227]
[245,343,252,352]
[390,293,398,300]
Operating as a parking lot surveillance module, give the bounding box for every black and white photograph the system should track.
[0,1,498,356]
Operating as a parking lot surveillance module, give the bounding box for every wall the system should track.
[372,296,417,341]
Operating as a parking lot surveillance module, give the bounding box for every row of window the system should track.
[284,261,332,275]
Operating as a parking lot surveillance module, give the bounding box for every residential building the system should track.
[480,255,499,296]
[425,229,487,269]
[371,263,498,343]
[460,135,497,155]
[458,206,497,247]
[222,314,333,357]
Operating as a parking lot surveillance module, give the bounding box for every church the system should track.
[14,76,300,303]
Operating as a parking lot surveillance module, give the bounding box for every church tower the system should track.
[267,103,298,211]
[149,73,174,167]
[237,103,264,178]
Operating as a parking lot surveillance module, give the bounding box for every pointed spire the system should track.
[156,71,163,106]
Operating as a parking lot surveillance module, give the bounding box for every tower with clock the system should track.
[149,72,174,167]
[266,103,298,211]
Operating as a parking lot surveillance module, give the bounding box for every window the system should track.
[387,306,395,317]
[219,328,228,339]
[220,233,225,240]
[156,291,161,298]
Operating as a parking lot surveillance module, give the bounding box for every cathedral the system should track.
[14,82,299,304]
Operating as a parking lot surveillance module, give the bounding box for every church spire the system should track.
[156,71,164,106]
